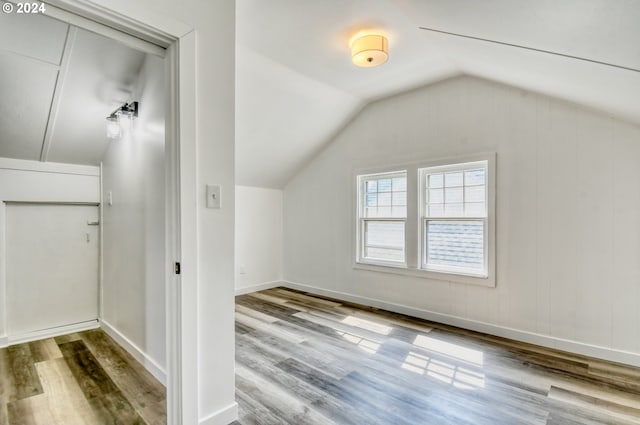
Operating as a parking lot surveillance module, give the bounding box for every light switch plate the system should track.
[206,184,221,209]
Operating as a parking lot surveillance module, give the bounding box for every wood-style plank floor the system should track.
[234,288,640,425]
[0,329,166,425]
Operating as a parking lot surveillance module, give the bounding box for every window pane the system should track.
[426,221,484,271]
[377,192,391,206]
[361,172,407,219]
[428,173,444,188]
[366,222,404,248]
[464,202,485,217]
[429,204,444,216]
[445,187,463,203]
[365,247,404,262]
[364,221,405,262]
[464,185,485,203]
[465,169,485,186]
[368,207,396,218]
[378,178,392,192]
[365,207,378,217]
[392,192,406,206]
[391,206,407,218]
[445,172,463,187]
[444,203,463,216]
[429,188,444,204]
[392,177,407,191]
[377,207,391,217]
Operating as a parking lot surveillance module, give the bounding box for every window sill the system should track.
[353,261,495,287]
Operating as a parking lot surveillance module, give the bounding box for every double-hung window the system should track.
[358,171,407,265]
[420,161,488,277]
[355,155,494,286]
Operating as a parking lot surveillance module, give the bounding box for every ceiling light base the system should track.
[351,34,388,68]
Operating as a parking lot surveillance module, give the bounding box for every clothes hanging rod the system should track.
[418,26,640,74]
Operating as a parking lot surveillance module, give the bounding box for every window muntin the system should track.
[359,171,407,264]
[421,161,488,276]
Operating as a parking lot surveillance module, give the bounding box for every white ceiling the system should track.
[236,0,640,188]
[0,12,145,165]
[1,2,638,188]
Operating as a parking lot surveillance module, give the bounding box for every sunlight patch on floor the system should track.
[341,315,393,335]
[413,334,484,366]
[402,351,485,389]
[337,331,381,354]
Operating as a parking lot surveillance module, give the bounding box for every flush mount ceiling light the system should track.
[106,101,139,139]
[351,34,388,67]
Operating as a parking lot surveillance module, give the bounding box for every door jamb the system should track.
[39,2,198,424]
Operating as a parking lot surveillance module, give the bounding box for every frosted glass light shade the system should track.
[351,34,388,67]
[106,116,121,139]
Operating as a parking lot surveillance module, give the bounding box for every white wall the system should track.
[101,54,166,381]
[0,158,100,344]
[283,76,640,366]
[235,186,282,293]
[90,1,236,423]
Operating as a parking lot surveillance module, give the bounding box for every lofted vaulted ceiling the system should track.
[1,2,638,188]
[236,0,640,188]
[0,12,145,165]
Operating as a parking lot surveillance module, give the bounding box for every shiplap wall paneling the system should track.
[283,76,640,365]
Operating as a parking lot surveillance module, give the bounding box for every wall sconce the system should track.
[351,34,388,67]
[106,101,139,139]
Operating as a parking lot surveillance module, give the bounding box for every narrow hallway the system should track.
[0,330,165,425]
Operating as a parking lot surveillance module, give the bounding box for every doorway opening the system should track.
[0,2,194,423]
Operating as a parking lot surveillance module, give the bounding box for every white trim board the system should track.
[4,319,99,347]
[198,402,238,425]
[40,27,77,162]
[282,280,640,368]
[45,0,192,46]
[0,157,100,176]
[235,280,282,296]
[100,320,167,386]
[41,0,168,56]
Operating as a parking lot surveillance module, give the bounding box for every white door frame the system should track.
[40,1,198,424]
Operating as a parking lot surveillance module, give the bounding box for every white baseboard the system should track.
[282,280,640,368]
[0,336,7,348]
[235,280,282,296]
[5,320,100,347]
[100,320,167,386]
[199,402,238,425]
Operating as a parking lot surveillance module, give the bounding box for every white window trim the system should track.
[353,153,496,288]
